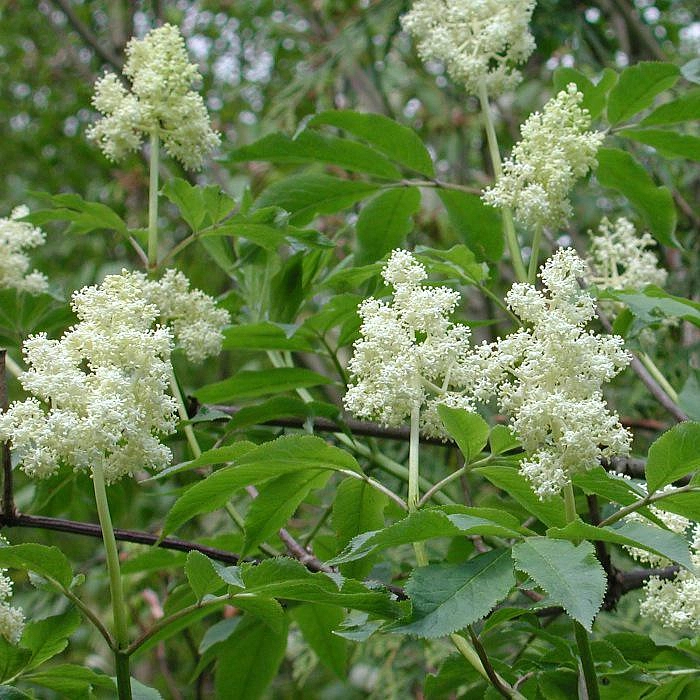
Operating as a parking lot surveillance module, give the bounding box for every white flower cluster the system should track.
[586,217,667,291]
[486,249,632,497]
[87,24,220,170]
[401,0,536,96]
[0,206,48,294]
[141,269,230,364]
[0,536,24,645]
[626,504,700,633]
[343,250,476,438]
[482,84,604,230]
[0,272,178,483]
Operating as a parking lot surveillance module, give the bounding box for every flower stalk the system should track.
[147,132,160,271]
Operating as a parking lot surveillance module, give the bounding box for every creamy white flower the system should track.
[0,206,48,294]
[87,24,220,169]
[586,217,667,291]
[344,250,478,438]
[0,271,178,483]
[482,84,604,230]
[0,536,24,645]
[401,0,536,96]
[481,249,631,497]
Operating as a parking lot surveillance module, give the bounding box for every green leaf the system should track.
[194,367,333,403]
[21,609,80,670]
[0,544,73,588]
[390,550,514,638]
[0,639,31,684]
[619,128,700,161]
[254,174,379,226]
[226,396,339,432]
[596,147,677,246]
[437,407,489,464]
[121,549,188,575]
[153,441,257,481]
[475,466,568,527]
[548,519,693,570]
[646,422,700,492]
[214,615,288,700]
[681,57,700,84]
[0,687,32,700]
[332,478,388,580]
[678,371,700,421]
[488,426,520,455]
[242,469,330,556]
[607,62,680,124]
[438,190,504,262]
[221,322,314,351]
[416,244,488,284]
[25,191,127,236]
[355,187,421,265]
[185,551,244,600]
[553,67,617,119]
[161,178,235,231]
[129,678,164,699]
[229,130,402,179]
[23,665,115,696]
[511,537,606,631]
[641,88,700,125]
[164,436,362,534]
[309,110,435,176]
[291,603,348,678]
[328,507,523,565]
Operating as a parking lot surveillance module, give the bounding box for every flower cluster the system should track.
[0,206,48,294]
[625,504,700,633]
[87,24,220,169]
[401,0,536,96]
[486,249,632,496]
[0,536,24,645]
[482,84,604,230]
[586,217,667,291]
[0,271,178,483]
[142,269,230,364]
[343,250,476,438]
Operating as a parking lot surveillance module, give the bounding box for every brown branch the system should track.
[0,350,15,519]
[49,0,123,71]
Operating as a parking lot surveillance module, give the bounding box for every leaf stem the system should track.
[92,462,132,700]
[477,82,527,283]
[147,132,160,271]
[417,455,492,507]
[528,224,543,284]
[638,352,678,403]
[168,365,202,459]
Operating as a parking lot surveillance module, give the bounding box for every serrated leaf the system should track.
[390,549,514,638]
[164,436,362,534]
[512,537,606,631]
[553,67,617,119]
[151,441,257,481]
[229,595,286,635]
[229,129,402,179]
[332,478,388,580]
[242,469,330,556]
[194,367,332,403]
[0,544,73,588]
[292,603,348,678]
[437,406,489,464]
[214,615,288,700]
[596,148,677,246]
[121,548,188,575]
[226,396,339,432]
[23,665,115,696]
[161,178,235,231]
[221,322,314,351]
[488,425,521,455]
[0,638,31,683]
[185,551,244,600]
[328,507,522,565]
[416,244,488,284]
[645,422,700,492]
[309,110,434,176]
[21,608,80,670]
[641,88,700,126]
[619,128,700,161]
[607,62,680,124]
[355,187,421,265]
[438,189,504,262]
[475,466,568,527]
[678,371,700,422]
[253,174,379,226]
[548,519,693,570]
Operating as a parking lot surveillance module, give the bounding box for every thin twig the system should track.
[0,351,15,519]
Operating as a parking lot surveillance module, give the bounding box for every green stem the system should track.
[638,352,678,403]
[563,482,599,700]
[3,354,22,378]
[598,484,699,528]
[168,365,201,459]
[417,455,493,507]
[147,132,160,271]
[528,224,543,284]
[92,463,132,700]
[477,82,527,283]
[407,405,429,566]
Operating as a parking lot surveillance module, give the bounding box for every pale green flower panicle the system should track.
[343,250,477,438]
[482,249,632,497]
[87,24,220,169]
[0,206,48,294]
[402,0,537,96]
[586,217,667,291]
[482,84,604,230]
[0,536,25,645]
